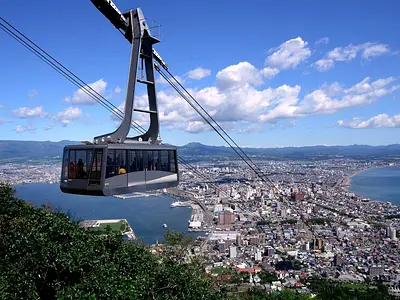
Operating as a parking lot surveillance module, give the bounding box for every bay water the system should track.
[14,183,201,245]
[350,166,400,206]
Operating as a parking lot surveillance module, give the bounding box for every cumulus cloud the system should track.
[106,36,396,135]
[282,77,399,118]
[52,106,83,126]
[28,89,38,100]
[265,37,311,70]
[161,75,398,133]
[338,114,400,129]
[12,106,48,118]
[64,79,107,105]
[314,42,390,71]
[113,73,399,134]
[216,62,264,90]
[186,67,211,80]
[261,67,280,79]
[314,59,335,72]
[15,124,36,133]
[315,37,329,45]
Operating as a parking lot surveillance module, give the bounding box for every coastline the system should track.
[341,164,397,191]
[340,164,399,204]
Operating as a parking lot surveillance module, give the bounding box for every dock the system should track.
[113,192,160,199]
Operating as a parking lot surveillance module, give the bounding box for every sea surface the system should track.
[14,183,202,245]
[350,166,400,206]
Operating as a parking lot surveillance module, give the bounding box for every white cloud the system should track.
[216,62,264,90]
[361,43,390,60]
[64,79,107,105]
[53,106,83,126]
[258,85,301,122]
[261,67,280,79]
[327,44,360,61]
[338,114,400,129]
[314,59,335,72]
[28,89,38,100]
[0,104,4,109]
[106,36,396,135]
[15,124,36,133]
[184,121,213,133]
[265,37,311,70]
[238,124,262,134]
[114,86,122,94]
[314,42,390,71]
[186,67,211,80]
[44,123,56,130]
[293,77,399,116]
[115,74,398,134]
[315,37,329,45]
[12,106,48,118]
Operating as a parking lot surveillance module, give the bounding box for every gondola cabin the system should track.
[60,144,179,196]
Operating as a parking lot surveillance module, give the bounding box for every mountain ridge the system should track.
[0,140,399,162]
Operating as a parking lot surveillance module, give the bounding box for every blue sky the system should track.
[1,0,399,147]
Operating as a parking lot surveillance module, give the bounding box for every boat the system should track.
[171,201,191,208]
[171,201,183,207]
[162,223,167,228]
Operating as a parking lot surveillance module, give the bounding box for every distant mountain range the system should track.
[0,140,80,162]
[178,142,400,160]
[0,140,399,162]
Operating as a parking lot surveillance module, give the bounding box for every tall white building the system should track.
[255,249,262,261]
[229,246,237,259]
[390,228,397,240]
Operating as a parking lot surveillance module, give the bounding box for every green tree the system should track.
[0,183,223,299]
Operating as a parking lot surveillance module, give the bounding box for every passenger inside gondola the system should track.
[106,156,114,177]
[76,159,86,179]
[69,161,76,178]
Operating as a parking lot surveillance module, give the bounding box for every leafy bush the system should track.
[0,183,223,299]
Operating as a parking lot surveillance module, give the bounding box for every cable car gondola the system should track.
[60,4,179,196]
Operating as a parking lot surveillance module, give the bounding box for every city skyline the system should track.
[1,0,400,147]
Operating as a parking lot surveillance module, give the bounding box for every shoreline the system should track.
[340,164,399,204]
[341,164,397,190]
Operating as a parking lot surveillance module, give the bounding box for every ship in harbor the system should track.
[170,201,191,208]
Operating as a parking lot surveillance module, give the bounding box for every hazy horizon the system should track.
[1,138,399,149]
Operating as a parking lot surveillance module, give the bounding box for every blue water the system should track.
[14,183,201,245]
[350,166,400,206]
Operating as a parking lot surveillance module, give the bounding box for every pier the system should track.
[113,192,160,199]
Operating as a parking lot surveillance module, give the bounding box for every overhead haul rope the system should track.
[0,17,232,199]
[160,67,276,189]
[1,16,274,190]
[0,17,144,134]
[156,67,276,190]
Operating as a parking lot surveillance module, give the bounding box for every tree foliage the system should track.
[0,183,223,299]
[307,278,396,300]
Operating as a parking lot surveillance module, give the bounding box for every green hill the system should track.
[0,183,223,299]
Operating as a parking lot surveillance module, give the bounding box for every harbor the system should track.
[170,198,209,232]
